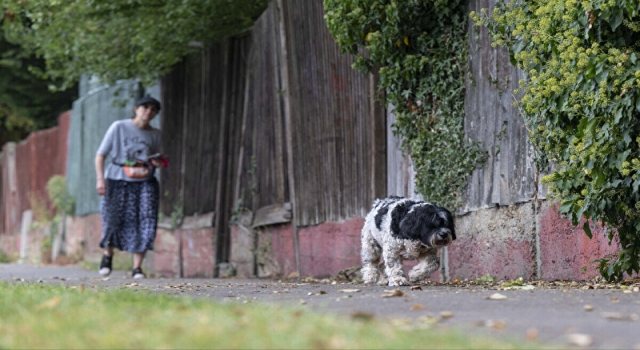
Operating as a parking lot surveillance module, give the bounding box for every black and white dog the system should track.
[361,196,456,286]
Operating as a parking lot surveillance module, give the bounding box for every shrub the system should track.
[472,0,640,281]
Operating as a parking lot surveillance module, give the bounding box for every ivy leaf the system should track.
[591,168,606,187]
[614,109,623,124]
[513,38,523,54]
[559,200,573,214]
[583,221,592,239]
[585,61,596,79]
[609,7,624,31]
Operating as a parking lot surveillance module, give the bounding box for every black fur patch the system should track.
[373,196,402,230]
[374,206,389,230]
[390,200,418,239]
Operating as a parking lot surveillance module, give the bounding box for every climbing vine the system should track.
[324,0,487,210]
[472,0,640,281]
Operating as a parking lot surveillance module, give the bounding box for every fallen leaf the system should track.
[299,299,306,305]
[566,333,593,347]
[417,315,438,325]
[390,318,413,326]
[476,320,506,330]
[338,289,361,293]
[382,289,405,298]
[317,290,327,295]
[350,311,374,321]
[287,272,299,279]
[39,296,62,309]
[410,286,422,291]
[584,305,594,312]
[503,285,535,291]
[487,293,508,300]
[601,312,639,321]
[526,328,539,340]
[440,311,454,319]
[410,304,426,311]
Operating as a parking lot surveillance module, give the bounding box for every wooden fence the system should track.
[0,112,70,236]
[160,0,386,264]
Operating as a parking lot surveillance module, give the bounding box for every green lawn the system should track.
[0,282,539,349]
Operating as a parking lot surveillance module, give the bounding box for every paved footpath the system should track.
[1,263,640,349]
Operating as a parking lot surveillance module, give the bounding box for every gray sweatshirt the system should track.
[96,119,161,181]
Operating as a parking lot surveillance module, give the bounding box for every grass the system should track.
[0,282,541,349]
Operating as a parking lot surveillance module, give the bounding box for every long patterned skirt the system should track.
[99,178,159,253]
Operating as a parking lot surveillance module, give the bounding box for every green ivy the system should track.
[472,0,640,281]
[324,0,487,209]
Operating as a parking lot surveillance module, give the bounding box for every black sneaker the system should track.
[132,267,146,279]
[99,255,112,276]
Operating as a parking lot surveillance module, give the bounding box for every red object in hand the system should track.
[160,155,169,168]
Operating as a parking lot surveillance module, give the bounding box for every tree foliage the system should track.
[473,0,640,281]
[0,29,76,144]
[1,0,269,90]
[324,0,487,209]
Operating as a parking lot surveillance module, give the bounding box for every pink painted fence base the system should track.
[1,201,632,281]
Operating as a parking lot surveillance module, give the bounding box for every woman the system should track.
[95,96,164,279]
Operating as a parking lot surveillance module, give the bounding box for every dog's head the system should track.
[399,204,456,249]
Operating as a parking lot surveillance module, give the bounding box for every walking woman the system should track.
[95,96,164,279]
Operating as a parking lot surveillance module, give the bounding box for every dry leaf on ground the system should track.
[410,286,422,291]
[382,289,405,298]
[487,293,507,300]
[338,289,361,293]
[476,320,506,330]
[410,304,426,311]
[440,311,454,318]
[39,296,62,309]
[601,312,639,321]
[566,333,593,347]
[350,311,374,321]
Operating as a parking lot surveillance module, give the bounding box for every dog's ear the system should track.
[391,202,420,240]
[398,214,423,240]
[439,206,456,240]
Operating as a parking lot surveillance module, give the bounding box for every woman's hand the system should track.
[149,155,168,168]
[96,178,106,196]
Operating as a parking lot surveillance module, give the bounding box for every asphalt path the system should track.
[1,263,639,349]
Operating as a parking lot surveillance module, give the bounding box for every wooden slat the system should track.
[252,202,292,228]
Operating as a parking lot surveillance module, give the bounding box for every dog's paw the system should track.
[409,276,425,284]
[361,268,380,284]
[377,276,389,286]
[387,276,409,286]
[408,270,427,283]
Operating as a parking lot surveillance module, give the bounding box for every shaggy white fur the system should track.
[361,196,455,286]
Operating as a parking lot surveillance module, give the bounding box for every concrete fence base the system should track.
[0,200,630,281]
